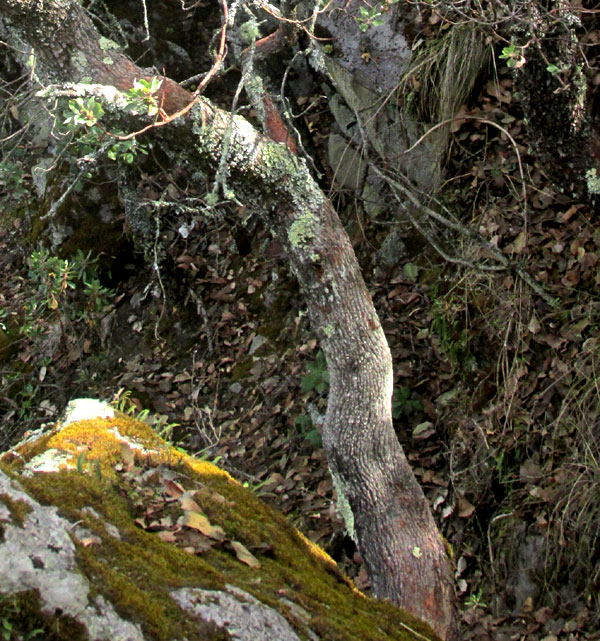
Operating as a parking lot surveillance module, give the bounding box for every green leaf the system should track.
[300,369,320,393]
[499,44,516,60]
[404,262,419,281]
[305,428,323,447]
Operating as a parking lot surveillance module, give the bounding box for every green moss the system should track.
[0,327,17,363]
[18,471,226,641]
[231,357,254,382]
[0,493,32,527]
[0,591,88,641]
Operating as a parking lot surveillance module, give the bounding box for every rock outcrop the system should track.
[0,399,437,641]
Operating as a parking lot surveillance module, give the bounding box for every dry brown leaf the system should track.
[182,510,226,541]
[163,479,184,499]
[120,442,135,469]
[230,541,261,569]
[412,422,435,440]
[180,495,203,512]
[458,497,475,518]
[157,530,177,543]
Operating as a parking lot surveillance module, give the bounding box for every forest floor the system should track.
[2,22,600,641]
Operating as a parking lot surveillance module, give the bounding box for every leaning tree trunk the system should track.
[0,1,457,638]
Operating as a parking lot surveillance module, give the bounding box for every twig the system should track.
[192,0,229,97]
[188,287,214,354]
[41,141,112,220]
[372,165,557,306]
[404,114,528,232]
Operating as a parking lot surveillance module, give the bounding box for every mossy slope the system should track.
[0,400,438,641]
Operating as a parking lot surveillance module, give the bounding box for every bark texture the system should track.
[0,1,457,638]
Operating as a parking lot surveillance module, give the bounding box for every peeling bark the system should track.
[0,1,458,638]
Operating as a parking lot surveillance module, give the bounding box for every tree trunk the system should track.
[0,1,457,638]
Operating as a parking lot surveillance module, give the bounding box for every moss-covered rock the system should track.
[0,399,438,641]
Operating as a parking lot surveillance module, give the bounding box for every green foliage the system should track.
[76,451,103,480]
[499,44,525,68]
[110,389,179,441]
[59,86,156,167]
[294,413,323,447]
[464,587,487,609]
[300,350,329,394]
[0,247,117,435]
[63,97,105,129]
[357,4,384,32]
[293,352,329,447]
[392,387,423,419]
[0,158,28,202]
[105,137,147,164]
[112,389,150,419]
[403,262,419,282]
[431,298,471,372]
[355,0,398,32]
[123,77,162,117]
[0,595,44,641]
[25,248,113,323]
[0,616,10,641]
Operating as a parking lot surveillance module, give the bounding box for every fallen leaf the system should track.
[163,479,185,499]
[528,315,541,335]
[230,540,261,569]
[157,530,177,543]
[182,510,226,541]
[412,422,435,440]
[180,495,203,512]
[458,497,475,518]
[120,442,135,469]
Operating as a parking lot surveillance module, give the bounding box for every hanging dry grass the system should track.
[397,22,492,159]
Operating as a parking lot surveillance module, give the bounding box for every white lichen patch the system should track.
[73,51,88,70]
[62,398,114,425]
[36,84,126,110]
[22,449,73,475]
[585,167,600,195]
[288,211,318,248]
[99,36,120,51]
[331,473,356,542]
